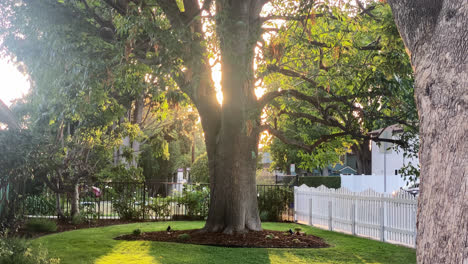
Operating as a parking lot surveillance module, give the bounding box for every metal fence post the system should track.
[142,182,146,220]
[328,200,333,231]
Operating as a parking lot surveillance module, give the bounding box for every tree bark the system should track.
[55,191,65,220]
[353,140,371,175]
[201,0,265,233]
[388,1,468,262]
[322,167,329,176]
[70,184,80,218]
[131,92,144,167]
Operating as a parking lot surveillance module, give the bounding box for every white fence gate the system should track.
[294,184,417,248]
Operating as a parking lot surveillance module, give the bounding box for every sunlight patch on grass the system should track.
[268,251,309,264]
[94,241,159,264]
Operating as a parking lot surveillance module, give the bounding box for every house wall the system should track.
[340,174,407,193]
[371,135,419,178]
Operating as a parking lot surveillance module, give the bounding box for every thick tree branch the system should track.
[102,0,127,15]
[356,0,380,21]
[81,0,115,31]
[155,0,186,28]
[259,13,334,23]
[267,65,318,86]
[260,124,348,152]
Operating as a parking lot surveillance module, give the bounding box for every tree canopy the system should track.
[0,0,418,232]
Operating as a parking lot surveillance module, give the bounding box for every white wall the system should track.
[371,134,419,180]
[340,174,407,193]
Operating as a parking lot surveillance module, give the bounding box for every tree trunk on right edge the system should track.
[388,1,468,262]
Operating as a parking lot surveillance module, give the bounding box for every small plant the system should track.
[25,219,57,233]
[148,198,171,219]
[265,234,274,239]
[294,228,302,232]
[71,214,86,225]
[292,238,301,243]
[132,229,141,236]
[0,237,60,264]
[177,233,191,241]
[259,211,269,221]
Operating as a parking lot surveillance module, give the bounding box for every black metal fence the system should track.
[20,182,294,222]
[275,175,299,185]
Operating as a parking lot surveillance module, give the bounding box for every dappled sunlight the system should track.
[94,241,159,264]
[268,251,310,264]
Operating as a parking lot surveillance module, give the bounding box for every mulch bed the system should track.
[116,229,330,248]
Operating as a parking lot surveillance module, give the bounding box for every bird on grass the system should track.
[167,226,171,232]
[288,229,294,235]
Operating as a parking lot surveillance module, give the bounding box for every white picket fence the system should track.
[294,184,417,248]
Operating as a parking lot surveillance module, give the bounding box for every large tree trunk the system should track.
[353,140,371,175]
[388,1,468,262]
[201,0,265,234]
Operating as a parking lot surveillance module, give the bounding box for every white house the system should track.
[370,124,419,177]
[341,125,419,193]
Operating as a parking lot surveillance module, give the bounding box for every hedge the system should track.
[298,176,341,189]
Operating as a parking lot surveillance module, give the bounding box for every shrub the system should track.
[113,200,142,220]
[71,214,86,225]
[25,219,57,233]
[0,237,60,264]
[79,201,100,220]
[148,197,171,219]
[132,229,141,236]
[177,233,191,241]
[190,153,209,183]
[298,176,341,189]
[177,186,210,217]
[259,211,270,222]
[23,195,56,216]
[257,187,293,222]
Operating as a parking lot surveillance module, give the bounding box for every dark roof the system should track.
[0,99,20,129]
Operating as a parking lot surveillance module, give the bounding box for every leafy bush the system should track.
[22,195,56,216]
[132,229,141,236]
[177,186,209,217]
[257,187,293,221]
[79,200,99,220]
[25,219,57,233]
[298,176,341,189]
[113,200,143,220]
[71,214,86,225]
[177,233,191,241]
[190,153,209,183]
[148,197,171,219]
[0,237,60,264]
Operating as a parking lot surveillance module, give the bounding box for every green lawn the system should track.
[33,221,415,264]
